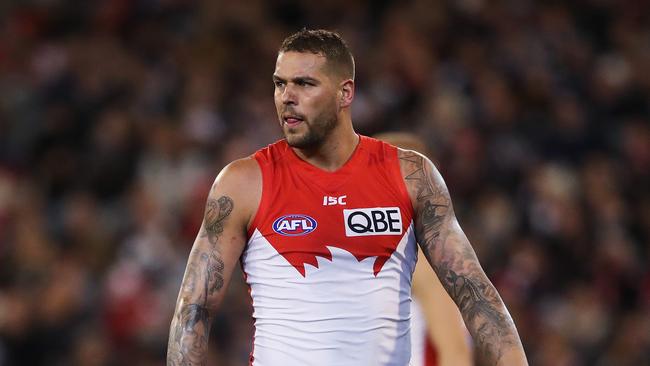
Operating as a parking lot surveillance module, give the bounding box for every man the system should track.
[374,132,472,366]
[167,29,528,365]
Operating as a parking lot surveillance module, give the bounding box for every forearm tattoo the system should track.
[167,196,234,366]
[400,151,524,365]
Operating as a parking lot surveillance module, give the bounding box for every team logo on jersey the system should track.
[343,207,402,237]
[273,214,318,236]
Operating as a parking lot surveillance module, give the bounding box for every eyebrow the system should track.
[272,75,320,84]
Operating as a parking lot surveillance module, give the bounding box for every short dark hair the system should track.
[279,29,355,80]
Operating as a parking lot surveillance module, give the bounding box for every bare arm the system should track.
[400,149,528,366]
[167,158,260,366]
[412,253,472,366]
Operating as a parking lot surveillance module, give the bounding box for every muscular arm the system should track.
[400,150,528,366]
[167,158,260,366]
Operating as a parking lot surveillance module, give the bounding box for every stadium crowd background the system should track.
[0,0,649,365]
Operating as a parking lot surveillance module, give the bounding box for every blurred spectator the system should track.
[0,1,648,365]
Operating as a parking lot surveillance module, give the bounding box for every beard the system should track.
[282,103,338,150]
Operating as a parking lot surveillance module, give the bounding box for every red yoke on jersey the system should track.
[247,135,414,276]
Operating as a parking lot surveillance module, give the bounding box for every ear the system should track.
[339,79,355,108]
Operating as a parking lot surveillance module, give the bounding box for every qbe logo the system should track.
[273,214,318,236]
[343,207,402,237]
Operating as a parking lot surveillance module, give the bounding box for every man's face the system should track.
[273,51,340,149]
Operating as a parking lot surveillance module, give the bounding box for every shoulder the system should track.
[357,135,403,166]
[209,156,262,227]
[360,134,395,152]
[395,147,452,210]
[216,156,262,186]
[250,139,291,165]
[396,147,430,177]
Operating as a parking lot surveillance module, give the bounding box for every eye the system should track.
[274,80,285,88]
[296,80,313,87]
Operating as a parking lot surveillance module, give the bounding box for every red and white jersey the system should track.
[243,135,418,365]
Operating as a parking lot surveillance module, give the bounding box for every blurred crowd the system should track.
[0,0,649,365]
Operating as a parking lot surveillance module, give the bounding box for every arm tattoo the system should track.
[400,151,525,365]
[400,151,450,252]
[419,201,448,248]
[168,304,211,366]
[167,195,234,365]
[436,263,514,363]
[201,196,234,245]
[205,252,225,295]
[401,152,436,201]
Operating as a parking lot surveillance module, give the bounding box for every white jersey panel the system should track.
[242,224,418,366]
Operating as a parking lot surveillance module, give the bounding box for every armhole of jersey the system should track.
[246,153,269,238]
[388,144,416,220]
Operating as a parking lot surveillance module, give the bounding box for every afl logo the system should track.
[273,214,318,236]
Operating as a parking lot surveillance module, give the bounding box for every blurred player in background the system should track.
[374,132,472,366]
[167,29,527,365]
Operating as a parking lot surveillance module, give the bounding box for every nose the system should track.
[281,85,297,105]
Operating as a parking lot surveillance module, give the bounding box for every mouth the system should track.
[282,114,305,127]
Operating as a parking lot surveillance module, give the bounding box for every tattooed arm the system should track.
[167,158,261,366]
[399,149,528,366]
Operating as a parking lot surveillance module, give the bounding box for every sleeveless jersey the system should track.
[243,135,418,365]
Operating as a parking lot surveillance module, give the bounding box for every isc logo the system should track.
[323,195,347,206]
[343,207,402,237]
[273,214,318,236]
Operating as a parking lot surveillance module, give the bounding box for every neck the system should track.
[292,118,359,172]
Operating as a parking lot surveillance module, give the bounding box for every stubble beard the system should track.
[283,106,338,150]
